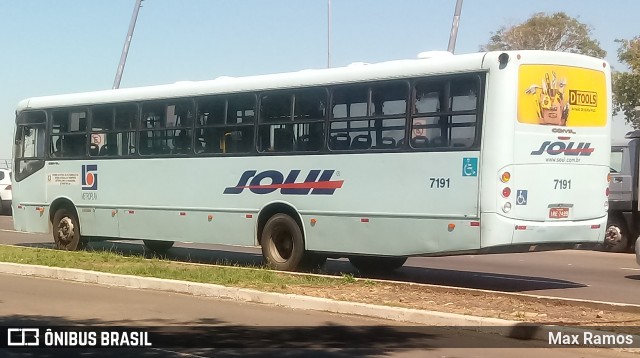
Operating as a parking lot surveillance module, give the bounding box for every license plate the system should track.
[549,207,569,219]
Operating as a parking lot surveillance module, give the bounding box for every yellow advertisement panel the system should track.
[518,65,607,127]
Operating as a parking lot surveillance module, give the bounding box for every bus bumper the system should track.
[481,213,606,249]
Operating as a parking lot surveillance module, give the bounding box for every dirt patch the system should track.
[256,278,640,335]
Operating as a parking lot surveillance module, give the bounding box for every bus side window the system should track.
[293,89,326,152]
[412,76,478,150]
[15,112,46,181]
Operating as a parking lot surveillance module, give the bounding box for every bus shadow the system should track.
[14,241,587,293]
[383,265,586,292]
[93,242,587,292]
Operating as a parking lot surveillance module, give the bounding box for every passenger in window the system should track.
[52,138,62,157]
[174,131,190,154]
[65,136,85,156]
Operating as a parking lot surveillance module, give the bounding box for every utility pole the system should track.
[327,0,332,68]
[113,0,144,89]
[447,0,463,53]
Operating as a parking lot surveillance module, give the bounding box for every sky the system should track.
[1,0,638,162]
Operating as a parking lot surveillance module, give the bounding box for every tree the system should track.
[613,37,640,128]
[481,12,606,58]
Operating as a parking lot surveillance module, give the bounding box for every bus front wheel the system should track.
[348,256,407,273]
[52,208,86,251]
[261,213,305,271]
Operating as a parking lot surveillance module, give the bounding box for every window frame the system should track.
[27,71,485,161]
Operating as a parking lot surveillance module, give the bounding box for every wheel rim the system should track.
[56,217,75,247]
[605,225,622,246]
[269,225,293,263]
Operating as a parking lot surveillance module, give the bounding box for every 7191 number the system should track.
[430,177,450,188]
[554,179,571,190]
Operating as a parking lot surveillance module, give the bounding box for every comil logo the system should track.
[224,169,343,195]
[81,165,98,190]
[551,128,576,134]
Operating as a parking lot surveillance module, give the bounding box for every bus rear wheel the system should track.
[348,256,407,273]
[604,216,629,253]
[143,240,174,254]
[261,213,305,271]
[52,208,86,251]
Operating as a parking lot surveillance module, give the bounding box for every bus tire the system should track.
[261,213,305,271]
[604,216,629,253]
[143,240,174,254]
[52,208,86,251]
[348,256,407,273]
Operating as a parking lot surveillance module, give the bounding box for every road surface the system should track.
[0,273,633,357]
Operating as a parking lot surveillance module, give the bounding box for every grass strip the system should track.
[0,245,353,291]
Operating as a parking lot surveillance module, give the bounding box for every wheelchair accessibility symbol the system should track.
[516,190,528,205]
[462,157,478,177]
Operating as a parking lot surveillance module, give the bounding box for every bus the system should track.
[11,50,611,272]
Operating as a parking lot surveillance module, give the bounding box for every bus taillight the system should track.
[500,172,511,183]
[607,173,611,182]
[502,187,511,197]
[606,188,610,196]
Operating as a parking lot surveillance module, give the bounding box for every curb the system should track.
[0,262,638,350]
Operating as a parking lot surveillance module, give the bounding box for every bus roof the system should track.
[16,50,605,112]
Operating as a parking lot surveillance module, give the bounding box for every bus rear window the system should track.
[517,65,606,127]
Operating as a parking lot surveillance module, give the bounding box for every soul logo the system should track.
[224,170,344,195]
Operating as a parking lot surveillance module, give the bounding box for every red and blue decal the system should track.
[224,170,343,195]
[81,164,98,190]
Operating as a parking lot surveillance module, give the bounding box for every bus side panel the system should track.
[93,208,120,237]
[116,209,256,246]
[303,215,479,256]
[117,209,197,241]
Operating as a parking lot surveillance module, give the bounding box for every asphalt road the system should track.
[1,215,639,305]
[0,273,633,357]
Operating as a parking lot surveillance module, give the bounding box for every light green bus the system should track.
[12,50,611,272]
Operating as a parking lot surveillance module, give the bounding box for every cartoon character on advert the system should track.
[524,71,569,126]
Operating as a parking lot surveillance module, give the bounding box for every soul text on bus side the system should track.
[223,169,344,195]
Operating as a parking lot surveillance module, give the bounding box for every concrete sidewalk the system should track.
[0,261,637,350]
